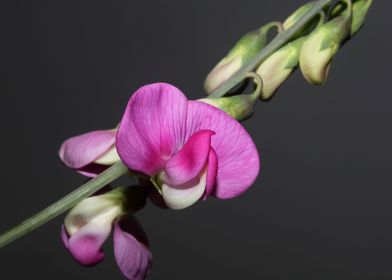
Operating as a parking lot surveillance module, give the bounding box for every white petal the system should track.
[65,195,122,235]
[94,146,121,165]
[161,171,207,210]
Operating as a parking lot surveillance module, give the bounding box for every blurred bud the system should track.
[199,95,256,121]
[351,0,372,35]
[200,73,263,121]
[283,1,317,29]
[283,1,321,38]
[332,0,373,36]
[204,22,280,94]
[299,0,352,85]
[256,37,305,100]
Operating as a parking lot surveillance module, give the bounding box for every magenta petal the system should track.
[65,221,111,266]
[59,130,116,169]
[114,219,152,280]
[61,225,70,249]
[204,148,218,199]
[164,130,214,186]
[116,83,188,176]
[186,101,260,199]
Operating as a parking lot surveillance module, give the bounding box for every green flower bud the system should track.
[256,37,305,100]
[204,22,280,95]
[299,1,352,85]
[200,73,263,121]
[199,95,257,121]
[332,0,373,36]
[283,1,321,38]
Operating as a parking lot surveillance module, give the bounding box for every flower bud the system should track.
[204,22,280,94]
[299,1,352,85]
[200,72,263,121]
[283,1,321,38]
[256,37,305,100]
[351,0,372,35]
[332,0,373,36]
[199,95,257,121]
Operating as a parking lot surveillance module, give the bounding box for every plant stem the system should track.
[0,161,129,248]
[209,0,333,98]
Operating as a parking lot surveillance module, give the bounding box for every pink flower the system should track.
[61,190,152,280]
[116,83,260,209]
[59,129,120,177]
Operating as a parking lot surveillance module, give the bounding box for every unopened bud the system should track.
[200,72,263,121]
[256,37,305,100]
[332,0,373,36]
[299,1,352,85]
[204,22,280,94]
[283,1,321,38]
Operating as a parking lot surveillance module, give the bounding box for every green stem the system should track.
[0,161,129,248]
[209,0,333,98]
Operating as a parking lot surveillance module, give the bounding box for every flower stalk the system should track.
[0,161,129,248]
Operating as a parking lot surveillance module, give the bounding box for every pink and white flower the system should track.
[116,83,260,209]
[61,190,152,280]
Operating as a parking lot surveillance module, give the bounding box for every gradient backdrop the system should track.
[0,1,391,279]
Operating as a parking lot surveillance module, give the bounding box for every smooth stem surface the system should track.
[0,161,128,248]
[209,0,333,98]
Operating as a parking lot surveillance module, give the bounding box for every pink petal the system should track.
[204,148,218,199]
[186,101,260,199]
[163,130,214,186]
[61,225,70,249]
[116,83,188,176]
[63,221,111,266]
[59,130,116,169]
[114,219,152,280]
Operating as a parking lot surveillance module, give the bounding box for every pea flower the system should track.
[59,128,120,177]
[61,187,152,280]
[116,83,260,210]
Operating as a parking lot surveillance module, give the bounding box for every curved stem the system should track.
[209,0,333,98]
[245,72,264,99]
[0,161,129,248]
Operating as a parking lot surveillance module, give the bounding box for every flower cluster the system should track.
[204,0,373,100]
[58,1,373,279]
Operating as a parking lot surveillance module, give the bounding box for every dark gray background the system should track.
[0,0,390,279]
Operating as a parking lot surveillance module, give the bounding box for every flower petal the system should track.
[66,219,111,266]
[61,225,70,249]
[162,170,207,210]
[204,148,218,198]
[163,130,214,186]
[186,101,260,199]
[59,129,116,169]
[64,195,120,235]
[94,146,120,165]
[116,83,188,176]
[114,219,152,280]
